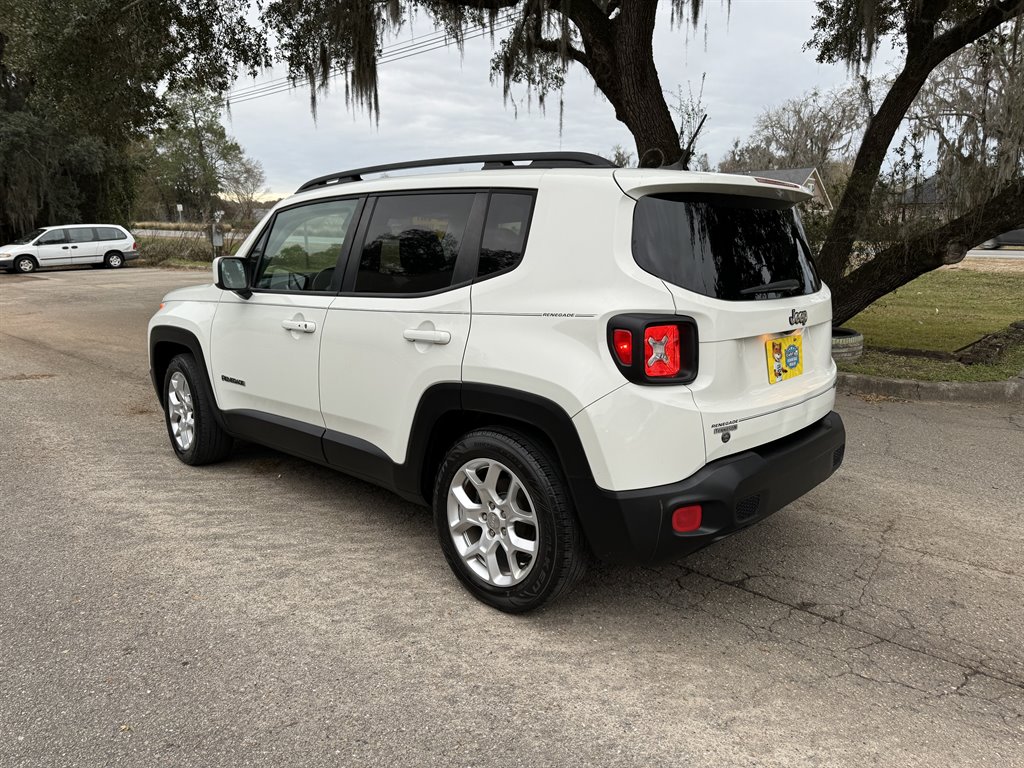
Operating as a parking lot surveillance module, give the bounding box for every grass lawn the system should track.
[838,268,1024,382]
[843,269,1024,352]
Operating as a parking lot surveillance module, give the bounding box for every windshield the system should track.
[12,228,46,245]
[632,193,821,301]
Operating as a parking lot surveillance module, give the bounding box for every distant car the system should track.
[0,224,138,274]
[980,228,1024,250]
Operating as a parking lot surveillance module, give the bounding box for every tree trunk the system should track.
[831,179,1024,325]
[568,0,681,167]
[815,63,931,287]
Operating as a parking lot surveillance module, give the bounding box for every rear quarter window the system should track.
[632,193,820,301]
[96,227,126,241]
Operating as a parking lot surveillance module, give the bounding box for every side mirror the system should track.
[215,256,251,299]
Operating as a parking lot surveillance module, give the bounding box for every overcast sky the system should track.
[225,0,860,197]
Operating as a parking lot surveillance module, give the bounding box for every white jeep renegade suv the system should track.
[148,152,846,612]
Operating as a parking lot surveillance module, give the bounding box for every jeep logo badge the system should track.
[788,309,808,326]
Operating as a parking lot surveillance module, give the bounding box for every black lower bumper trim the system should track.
[575,411,846,564]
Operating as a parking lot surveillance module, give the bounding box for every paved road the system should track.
[966,249,1024,260]
[1,268,1022,767]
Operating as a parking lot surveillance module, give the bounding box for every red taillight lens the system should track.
[132,241,138,250]
[643,324,680,377]
[672,505,702,533]
[612,329,633,366]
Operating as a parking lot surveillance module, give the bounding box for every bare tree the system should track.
[718,83,869,191]
[222,155,268,225]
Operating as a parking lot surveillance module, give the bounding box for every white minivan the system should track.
[0,224,138,273]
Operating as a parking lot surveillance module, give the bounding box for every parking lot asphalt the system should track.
[1,267,1022,767]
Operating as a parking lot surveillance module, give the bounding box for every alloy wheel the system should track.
[446,458,539,587]
[167,372,195,451]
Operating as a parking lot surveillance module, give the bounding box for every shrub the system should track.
[137,235,214,265]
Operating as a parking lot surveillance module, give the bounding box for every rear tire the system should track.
[433,427,587,613]
[104,251,124,268]
[14,256,36,274]
[163,354,232,466]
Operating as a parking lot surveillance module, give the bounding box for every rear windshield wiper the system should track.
[739,278,801,296]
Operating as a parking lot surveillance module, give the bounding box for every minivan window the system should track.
[96,227,124,241]
[478,193,534,278]
[255,199,358,292]
[632,193,820,301]
[67,228,95,243]
[13,229,45,245]
[355,193,474,294]
[36,230,68,246]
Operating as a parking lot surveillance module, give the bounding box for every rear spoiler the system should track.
[613,169,813,205]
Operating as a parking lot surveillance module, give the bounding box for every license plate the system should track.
[765,333,803,384]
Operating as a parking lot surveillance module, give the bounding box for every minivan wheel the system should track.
[433,428,587,613]
[163,354,232,466]
[104,252,124,268]
[14,256,36,274]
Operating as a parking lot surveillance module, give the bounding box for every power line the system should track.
[228,19,517,105]
[226,15,518,106]
[227,20,504,99]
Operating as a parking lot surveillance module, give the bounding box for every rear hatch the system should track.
[616,170,837,462]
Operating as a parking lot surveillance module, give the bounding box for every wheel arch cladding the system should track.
[403,382,628,558]
[149,327,219,415]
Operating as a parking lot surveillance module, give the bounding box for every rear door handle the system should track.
[282,319,316,333]
[403,329,451,345]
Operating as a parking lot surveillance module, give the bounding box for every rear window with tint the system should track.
[96,227,125,241]
[355,193,474,294]
[632,193,820,301]
[478,193,534,278]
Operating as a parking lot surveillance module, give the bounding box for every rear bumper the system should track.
[124,250,140,261]
[575,411,846,564]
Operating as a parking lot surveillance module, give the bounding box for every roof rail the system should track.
[296,152,616,192]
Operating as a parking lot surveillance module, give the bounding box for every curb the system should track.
[838,372,1024,405]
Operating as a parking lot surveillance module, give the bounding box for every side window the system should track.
[478,193,534,278]
[254,199,358,292]
[37,229,67,245]
[355,193,474,294]
[67,228,95,243]
[96,227,123,241]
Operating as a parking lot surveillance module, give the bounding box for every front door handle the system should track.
[282,319,316,333]
[403,329,451,345]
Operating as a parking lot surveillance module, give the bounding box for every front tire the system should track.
[163,354,232,465]
[104,251,124,268]
[433,428,587,613]
[14,256,36,274]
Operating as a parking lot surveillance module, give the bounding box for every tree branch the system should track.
[548,0,611,41]
[923,0,1024,69]
[832,178,1024,324]
[532,36,589,66]
[816,0,1024,286]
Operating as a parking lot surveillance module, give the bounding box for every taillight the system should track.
[132,241,138,250]
[612,329,633,366]
[607,315,698,385]
[643,324,680,377]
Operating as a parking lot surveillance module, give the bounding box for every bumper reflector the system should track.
[671,505,702,533]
